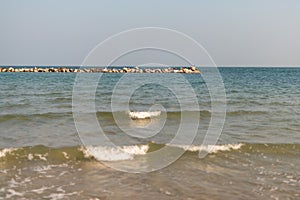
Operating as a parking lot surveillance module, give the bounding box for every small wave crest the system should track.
[128,111,161,119]
[2,143,298,163]
[0,145,149,162]
[167,143,244,153]
[0,148,18,158]
[80,144,149,161]
[0,143,244,161]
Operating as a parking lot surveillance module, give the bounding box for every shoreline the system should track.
[0,66,201,74]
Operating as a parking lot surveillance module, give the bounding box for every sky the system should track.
[0,0,300,66]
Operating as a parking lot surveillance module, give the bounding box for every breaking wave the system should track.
[1,143,299,162]
[81,145,149,161]
[168,143,244,153]
[0,148,18,158]
[128,111,161,119]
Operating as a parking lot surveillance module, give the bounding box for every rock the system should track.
[183,68,192,73]
[90,68,98,73]
[123,67,131,73]
[190,66,196,71]
[8,67,14,72]
[102,68,109,73]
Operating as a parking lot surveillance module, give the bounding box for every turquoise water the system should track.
[0,67,299,199]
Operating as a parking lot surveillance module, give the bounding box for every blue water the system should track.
[1,67,300,199]
[0,67,299,147]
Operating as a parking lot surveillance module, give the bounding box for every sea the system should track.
[0,67,299,199]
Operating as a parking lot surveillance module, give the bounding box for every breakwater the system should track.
[0,66,201,73]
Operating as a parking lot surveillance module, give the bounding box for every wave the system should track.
[0,144,149,162]
[226,110,268,116]
[0,112,73,122]
[0,109,272,122]
[128,111,161,119]
[167,143,244,153]
[0,148,18,158]
[81,145,149,161]
[1,143,299,162]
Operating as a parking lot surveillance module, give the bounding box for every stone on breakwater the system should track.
[8,67,15,72]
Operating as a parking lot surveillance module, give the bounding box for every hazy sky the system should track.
[0,0,300,66]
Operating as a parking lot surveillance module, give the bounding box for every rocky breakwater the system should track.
[0,66,201,74]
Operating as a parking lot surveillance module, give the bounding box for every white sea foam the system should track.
[5,189,24,199]
[27,153,34,160]
[62,152,70,159]
[34,153,48,161]
[129,111,161,119]
[8,178,19,188]
[0,148,17,158]
[168,143,244,153]
[0,169,8,174]
[8,177,32,190]
[31,186,55,194]
[32,164,68,173]
[43,192,79,200]
[81,145,149,161]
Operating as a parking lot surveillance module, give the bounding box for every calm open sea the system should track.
[0,67,299,199]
